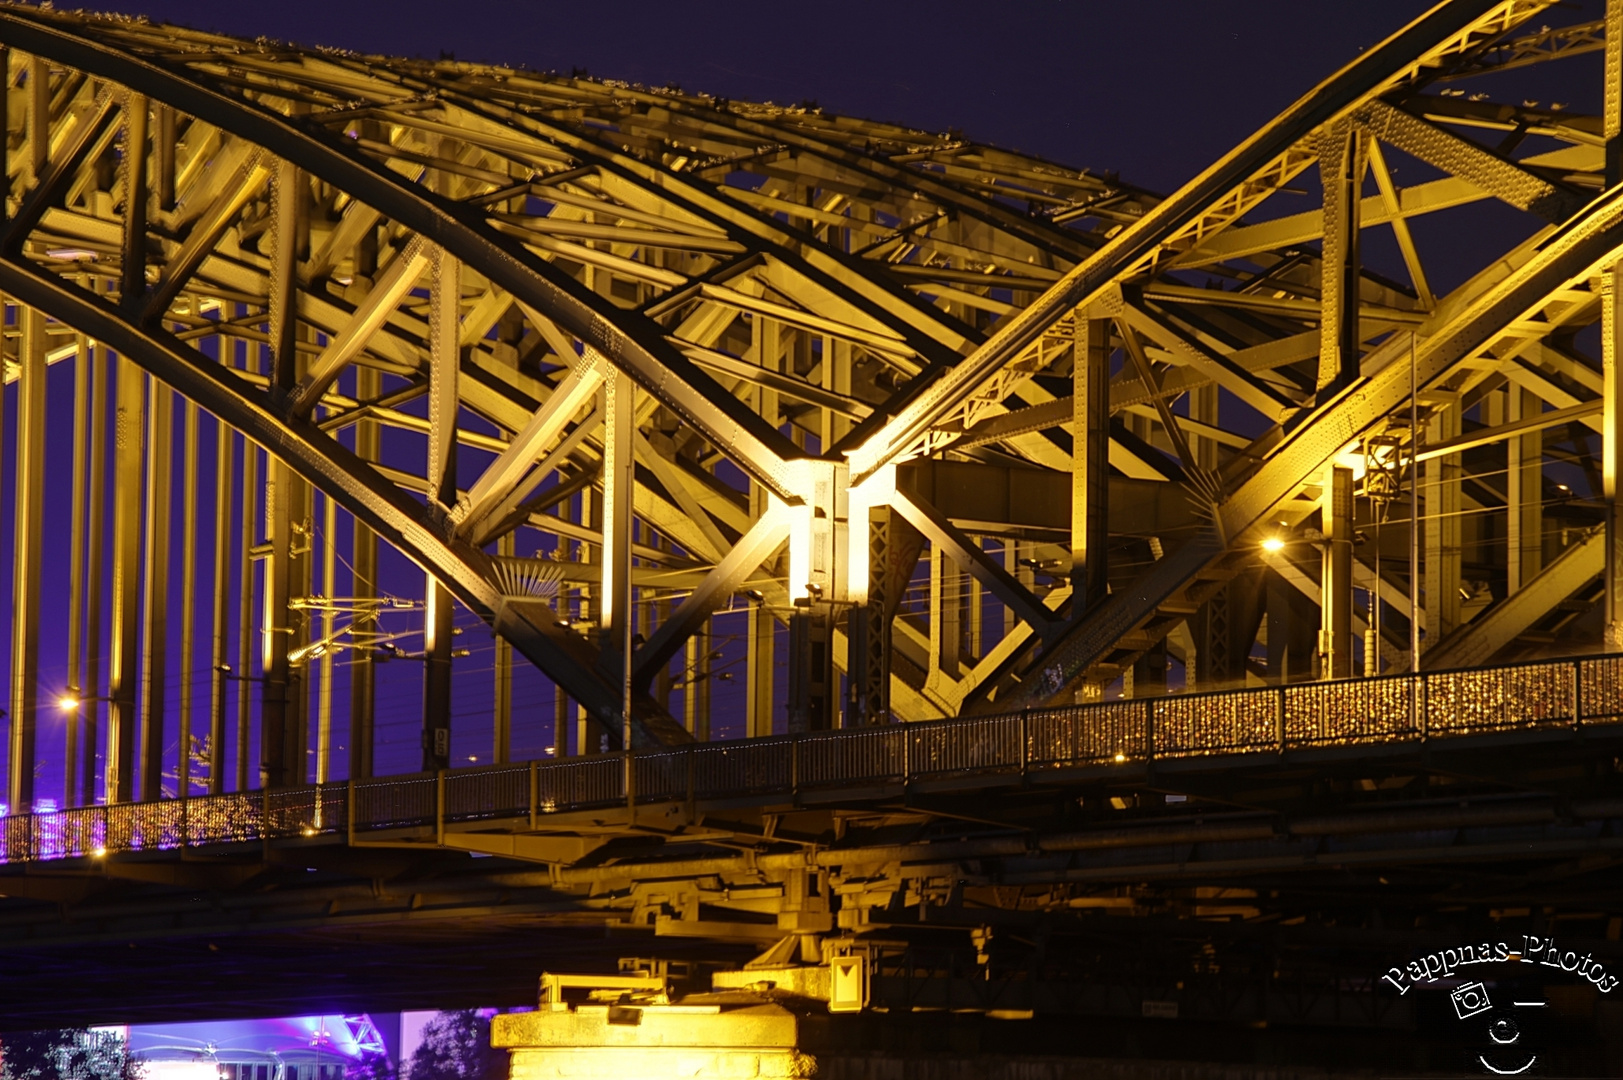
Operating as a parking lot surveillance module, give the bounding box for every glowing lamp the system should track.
[1261,537,1286,554]
[57,695,80,711]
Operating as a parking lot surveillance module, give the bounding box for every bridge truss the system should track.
[1,0,1623,1045]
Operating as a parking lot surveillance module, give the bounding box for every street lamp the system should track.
[56,691,111,712]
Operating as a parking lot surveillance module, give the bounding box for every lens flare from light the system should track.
[1261,537,1286,554]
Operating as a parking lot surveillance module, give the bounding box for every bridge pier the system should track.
[495,985,815,1080]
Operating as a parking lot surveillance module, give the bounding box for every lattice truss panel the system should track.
[0,0,1619,811]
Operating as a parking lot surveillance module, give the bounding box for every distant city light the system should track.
[141,1060,226,1080]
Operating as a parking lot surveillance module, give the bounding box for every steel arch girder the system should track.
[0,9,804,504]
[845,0,1555,484]
[0,255,692,748]
[1010,184,1623,706]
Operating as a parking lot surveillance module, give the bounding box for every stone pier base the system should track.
[494,991,817,1080]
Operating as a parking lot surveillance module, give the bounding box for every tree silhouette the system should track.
[0,1028,142,1080]
[342,1050,395,1080]
[404,1013,502,1080]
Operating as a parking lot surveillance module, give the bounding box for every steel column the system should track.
[1424,398,1463,648]
[495,532,513,765]
[209,407,232,795]
[1320,464,1355,679]
[81,341,106,804]
[422,246,460,771]
[349,364,378,780]
[178,396,199,794]
[138,377,172,801]
[260,157,306,788]
[1507,386,1544,594]
[599,369,634,746]
[7,305,45,813]
[236,432,257,792]
[1319,121,1364,396]
[1071,318,1110,616]
[317,491,336,784]
[65,327,90,807]
[107,355,143,803]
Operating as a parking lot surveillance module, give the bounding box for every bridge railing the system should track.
[2,653,1620,865]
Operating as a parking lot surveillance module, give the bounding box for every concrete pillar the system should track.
[494,990,814,1080]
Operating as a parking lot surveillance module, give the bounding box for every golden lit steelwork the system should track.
[0,3,1620,999]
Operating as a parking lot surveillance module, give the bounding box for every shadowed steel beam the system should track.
[0,10,804,502]
[422,243,460,772]
[291,235,431,416]
[1115,291,1297,419]
[1317,120,1363,395]
[457,353,605,537]
[844,0,1552,484]
[1009,181,1623,705]
[7,307,45,812]
[632,503,790,692]
[1356,100,1585,223]
[0,253,691,747]
[3,87,117,255]
[65,330,89,806]
[1072,317,1109,617]
[209,406,232,795]
[891,488,1058,637]
[1424,527,1605,670]
[471,411,599,548]
[81,341,107,804]
[350,363,379,780]
[139,378,171,800]
[142,147,269,322]
[107,353,141,802]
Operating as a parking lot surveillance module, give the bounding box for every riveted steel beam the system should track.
[0,9,804,503]
[0,254,692,748]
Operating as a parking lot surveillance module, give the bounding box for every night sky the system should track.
[103,1,1465,196]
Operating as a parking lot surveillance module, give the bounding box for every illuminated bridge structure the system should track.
[1,1,1623,1068]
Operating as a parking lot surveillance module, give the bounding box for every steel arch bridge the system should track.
[2,0,1623,1046]
[0,0,1622,957]
[0,0,1617,810]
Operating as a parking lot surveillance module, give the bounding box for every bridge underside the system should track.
[0,1,1622,1070]
[4,700,1622,1043]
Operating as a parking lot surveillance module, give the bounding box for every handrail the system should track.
[1,653,1619,865]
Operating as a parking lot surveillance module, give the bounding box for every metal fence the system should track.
[2,653,1619,865]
